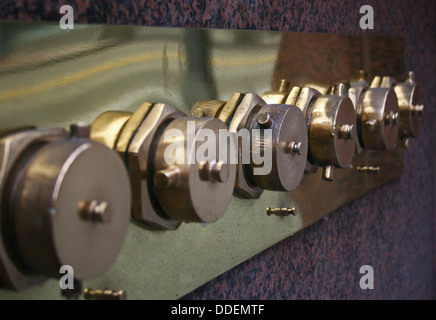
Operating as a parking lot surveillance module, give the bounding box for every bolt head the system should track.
[387,111,399,127]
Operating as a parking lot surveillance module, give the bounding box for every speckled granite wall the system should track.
[0,0,434,299]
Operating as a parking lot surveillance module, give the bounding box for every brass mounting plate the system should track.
[0,21,404,299]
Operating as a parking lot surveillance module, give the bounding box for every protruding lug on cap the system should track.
[266,207,296,217]
[79,200,110,223]
[370,76,382,88]
[338,124,354,141]
[358,70,368,81]
[154,167,181,190]
[334,83,347,97]
[84,288,127,300]
[213,161,229,183]
[289,141,302,155]
[380,76,396,88]
[411,104,424,116]
[386,111,399,127]
[407,71,416,83]
[257,113,273,128]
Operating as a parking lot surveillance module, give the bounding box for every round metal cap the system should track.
[228,93,266,199]
[154,117,236,223]
[10,140,130,280]
[360,87,399,150]
[251,104,308,191]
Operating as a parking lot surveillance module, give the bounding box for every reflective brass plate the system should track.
[0,21,404,299]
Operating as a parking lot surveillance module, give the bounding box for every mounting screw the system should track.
[356,166,380,173]
[84,288,127,300]
[266,207,296,216]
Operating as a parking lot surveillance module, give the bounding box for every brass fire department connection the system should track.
[0,69,424,294]
[91,102,237,230]
[348,75,400,152]
[375,72,424,148]
[189,93,308,199]
[0,125,131,290]
[262,81,357,181]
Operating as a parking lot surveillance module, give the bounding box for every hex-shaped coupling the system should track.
[190,92,309,197]
[123,103,185,230]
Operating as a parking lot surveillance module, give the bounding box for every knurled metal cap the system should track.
[251,104,308,191]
